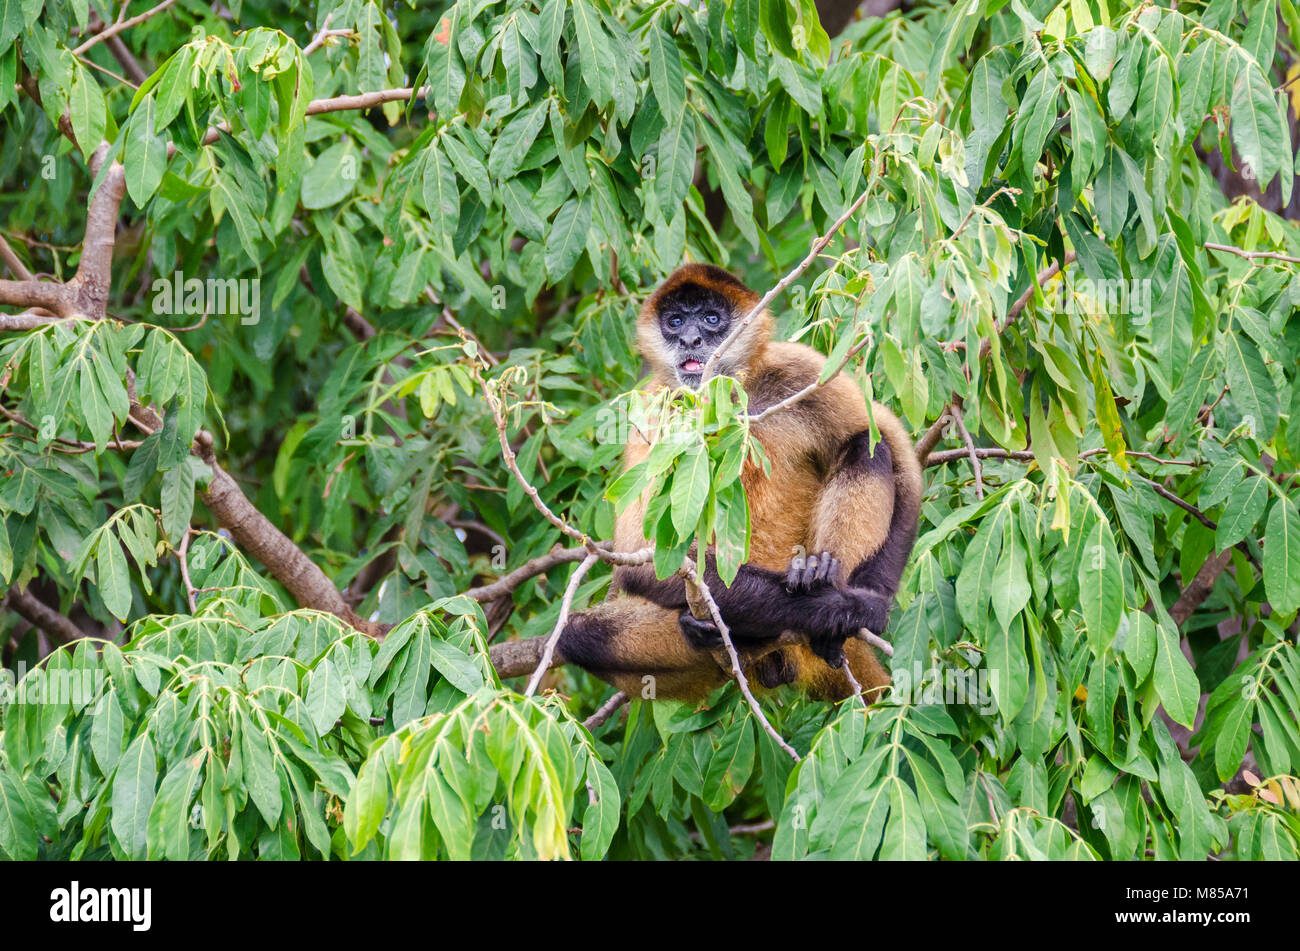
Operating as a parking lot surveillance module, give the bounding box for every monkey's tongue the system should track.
[681,359,703,373]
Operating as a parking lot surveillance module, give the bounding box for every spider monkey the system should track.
[557,263,923,701]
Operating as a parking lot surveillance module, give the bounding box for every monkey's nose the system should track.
[682,331,702,347]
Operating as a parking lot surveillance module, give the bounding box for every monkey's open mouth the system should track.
[679,359,703,373]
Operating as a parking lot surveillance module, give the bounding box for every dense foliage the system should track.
[1,0,1299,860]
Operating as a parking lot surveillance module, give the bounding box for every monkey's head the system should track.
[637,264,772,389]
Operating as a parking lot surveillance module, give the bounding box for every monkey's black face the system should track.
[658,284,733,388]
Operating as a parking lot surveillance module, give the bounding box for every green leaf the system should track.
[422,144,460,241]
[305,657,347,734]
[0,770,36,860]
[1230,59,1291,190]
[1078,515,1122,653]
[702,718,755,810]
[160,461,195,544]
[427,638,484,694]
[1216,476,1270,551]
[879,779,927,860]
[124,94,166,206]
[110,732,157,859]
[1220,330,1278,441]
[647,25,685,124]
[301,140,361,210]
[1213,697,1253,782]
[68,63,106,161]
[1263,498,1300,615]
[654,111,696,211]
[487,100,548,181]
[96,535,132,620]
[545,191,592,282]
[581,757,620,860]
[990,518,1031,631]
[571,0,614,106]
[1019,69,1057,179]
[146,752,204,860]
[1153,619,1199,728]
[669,444,709,538]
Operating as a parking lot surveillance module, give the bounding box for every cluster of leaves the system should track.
[3,0,1300,860]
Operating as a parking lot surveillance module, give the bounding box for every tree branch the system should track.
[581,691,629,730]
[1169,549,1233,626]
[1204,242,1300,266]
[463,544,609,603]
[524,552,598,697]
[72,0,178,55]
[5,588,85,644]
[190,430,385,637]
[0,234,34,281]
[703,183,876,378]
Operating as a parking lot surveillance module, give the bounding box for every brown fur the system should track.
[559,265,923,701]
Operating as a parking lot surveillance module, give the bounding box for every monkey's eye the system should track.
[704,313,720,325]
[667,316,683,328]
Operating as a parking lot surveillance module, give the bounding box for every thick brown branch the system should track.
[490,636,551,679]
[0,285,74,317]
[69,145,127,318]
[1169,549,1233,626]
[192,431,384,636]
[6,588,85,644]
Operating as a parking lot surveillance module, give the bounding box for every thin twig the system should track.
[524,553,598,697]
[177,530,198,612]
[581,691,629,731]
[0,234,34,281]
[463,543,610,602]
[302,14,354,56]
[841,657,865,705]
[858,630,894,657]
[950,402,983,499]
[702,184,876,379]
[1204,242,1300,266]
[72,0,178,55]
[747,336,870,423]
[680,561,801,762]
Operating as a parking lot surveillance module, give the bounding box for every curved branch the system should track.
[5,588,85,644]
[192,431,384,637]
[72,0,178,55]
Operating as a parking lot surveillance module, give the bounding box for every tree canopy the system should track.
[1,0,1299,861]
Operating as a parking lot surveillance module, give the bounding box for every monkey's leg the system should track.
[801,428,911,691]
[557,598,728,700]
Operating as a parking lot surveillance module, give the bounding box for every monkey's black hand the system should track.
[785,551,841,594]
[805,588,891,670]
[840,587,891,637]
[678,611,723,650]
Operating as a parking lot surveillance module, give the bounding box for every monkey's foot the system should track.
[678,611,722,650]
[785,551,840,593]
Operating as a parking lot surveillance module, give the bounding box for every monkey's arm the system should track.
[614,559,870,643]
